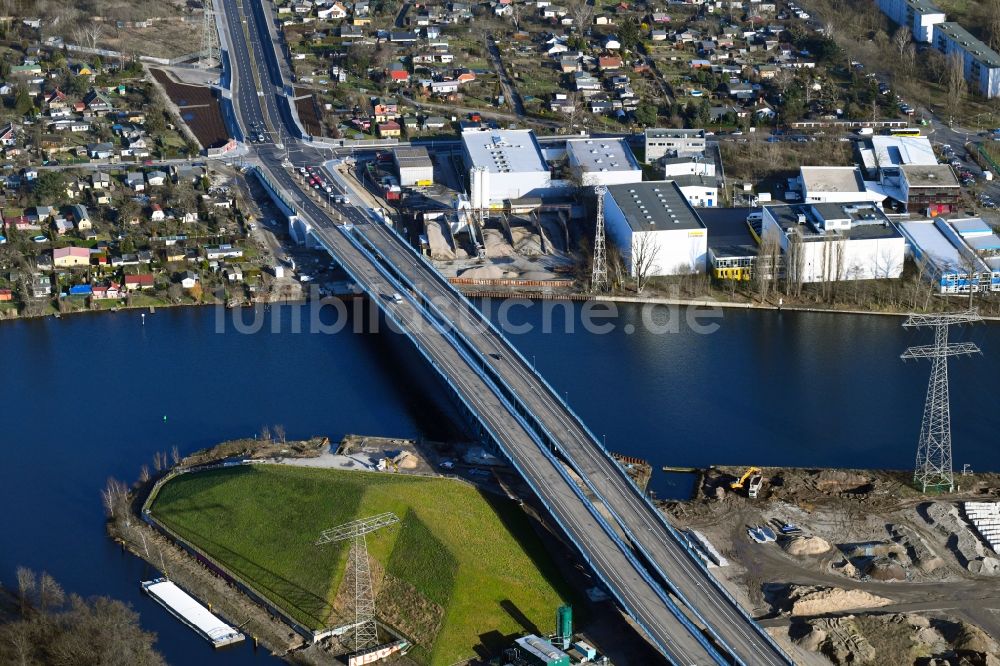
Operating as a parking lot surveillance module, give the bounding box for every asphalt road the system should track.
[215,2,791,663]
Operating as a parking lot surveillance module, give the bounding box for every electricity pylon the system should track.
[315,512,399,651]
[199,0,220,67]
[591,185,608,292]
[901,310,982,492]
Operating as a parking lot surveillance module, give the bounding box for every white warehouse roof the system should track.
[870,136,937,167]
[462,129,548,174]
[566,138,641,173]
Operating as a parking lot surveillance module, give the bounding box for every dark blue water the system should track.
[1,301,997,664]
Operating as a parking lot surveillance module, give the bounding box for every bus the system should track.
[888,127,922,137]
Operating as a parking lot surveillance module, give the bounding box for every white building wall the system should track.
[935,29,1000,98]
[579,169,643,186]
[677,184,718,207]
[662,161,716,178]
[762,214,905,282]
[603,192,707,276]
[875,0,944,43]
[470,168,551,206]
[398,164,434,187]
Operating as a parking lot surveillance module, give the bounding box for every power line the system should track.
[901,310,982,492]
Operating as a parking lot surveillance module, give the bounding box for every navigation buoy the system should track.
[141,313,146,325]
[163,415,168,422]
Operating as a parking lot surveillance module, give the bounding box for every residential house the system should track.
[378,120,402,137]
[83,89,113,112]
[53,246,91,267]
[146,170,167,187]
[150,203,165,221]
[124,274,154,291]
[87,142,114,159]
[179,271,199,289]
[71,204,92,230]
[0,123,16,146]
[125,172,145,191]
[389,62,410,82]
[92,282,121,299]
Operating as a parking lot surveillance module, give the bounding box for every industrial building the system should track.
[393,146,434,187]
[799,166,883,206]
[933,22,1000,98]
[669,174,719,208]
[876,0,945,42]
[898,219,1000,293]
[662,154,716,178]
[644,128,706,161]
[603,181,708,277]
[898,165,961,215]
[462,128,551,208]
[565,138,642,186]
[511,636,570,666]
[762,202,906,282]
[698,207,761,280]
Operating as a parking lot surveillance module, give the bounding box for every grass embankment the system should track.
[150,466,576,665]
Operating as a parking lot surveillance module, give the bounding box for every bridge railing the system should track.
[317,227,726,666]
[366,213,790,664]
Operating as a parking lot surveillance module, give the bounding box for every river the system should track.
[0,301,996,663]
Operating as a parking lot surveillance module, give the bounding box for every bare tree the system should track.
[37,572,64,612]
[568,0,593,34]
[171,445,180,466]
[893,26,912,59]
[139,464,150,484]
[753,228,781,301]
[946,51,967,120]
[273,424,286,444]
[259,424,272,441]
[631,232,659,294]
[101,477,132,529]
[16,567,36,616]
[988,0,1000,52]
[784,228,805,298]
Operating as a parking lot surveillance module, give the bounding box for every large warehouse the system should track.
[393,146,434,187]
[762,202,905,282]
[603,181,708,277]
[462,128,551,208]
[565,138,642,186]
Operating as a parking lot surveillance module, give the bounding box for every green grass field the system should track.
[150,466,578,665]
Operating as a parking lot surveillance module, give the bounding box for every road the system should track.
[486,34,526,117]
[215,2,791,663]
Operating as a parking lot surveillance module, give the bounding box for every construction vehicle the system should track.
[730,466,764,498]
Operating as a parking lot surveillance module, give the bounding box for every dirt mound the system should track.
[864,557,907,581]
[782,535,832,556]
[785,585,893,616]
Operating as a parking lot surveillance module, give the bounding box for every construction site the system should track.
[657,312,1000,665]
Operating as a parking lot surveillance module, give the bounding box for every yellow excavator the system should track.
[730,467,764,498]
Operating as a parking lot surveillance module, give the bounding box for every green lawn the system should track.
[150,466,577,665]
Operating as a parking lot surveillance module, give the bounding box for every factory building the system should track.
[899,219,999,293]
[762,202,905,282]
[644,128,706,162]
[565,138,642,186]
[933,22,1000,98]
[603,181,708,277]
[876,0,945,43]
[799,166,884,206]
[462,128,551,208]
[393,146,434,187]
[698,207,762,280]
[669,174,718,208]
[898,165,961,215]
[662,154,716,178]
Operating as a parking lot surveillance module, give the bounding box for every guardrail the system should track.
[314,226,726,665]
[365,216,790,664]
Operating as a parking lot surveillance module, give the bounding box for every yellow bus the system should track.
[888,127,922,137]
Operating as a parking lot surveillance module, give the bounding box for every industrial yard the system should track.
[662,466,1000,665]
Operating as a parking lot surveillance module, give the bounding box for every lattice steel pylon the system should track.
[315,512,400,651]
[591,185,609,292]
[901,310,982,492]
[199,0,220,67]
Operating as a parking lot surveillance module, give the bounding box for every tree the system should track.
[568,0,593,34]
[0,572,166,666]
[634,102,657,127]
[753,228,781,302]
[273,423,286,444]
[946,51,967,120]
[617,17,640,51]
[892,26,912,59]
[988,0,1000,52]
[33,171,66,205]
[631,232,659,294]
[14,85,33,116]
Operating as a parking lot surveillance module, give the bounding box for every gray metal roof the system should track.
[606,181,706,233]
[698,206,758,258]
[936,22,1000,69]
[393,145,433,169]
[566,138,641,173]
[767,203,902,241]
